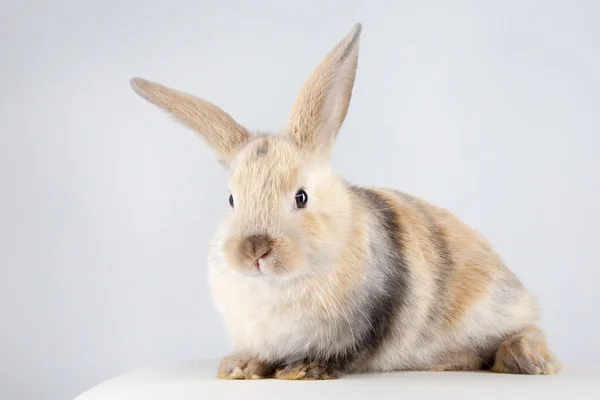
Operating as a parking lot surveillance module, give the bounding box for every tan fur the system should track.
[274,363,338,380]
[491,325,562,375]
[130,23,560,378]
[445,259,493,326]
[422,203,496,326]
[130,78,249,166]
[286,24,361,157]
[394,193,507,326]
[429,350,483,372]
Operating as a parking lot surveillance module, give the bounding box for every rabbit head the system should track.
[130,24,362,278]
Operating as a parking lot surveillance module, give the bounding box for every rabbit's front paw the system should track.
[217,353,273,380]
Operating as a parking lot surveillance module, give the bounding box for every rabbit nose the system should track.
[240,234,273,260]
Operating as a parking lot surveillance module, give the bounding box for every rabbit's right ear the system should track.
[130,78,250,167]
[284,23,362,158]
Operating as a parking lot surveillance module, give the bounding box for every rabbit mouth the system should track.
[234,252,276,277]
[256,257,268,272]
[253,253,284,276]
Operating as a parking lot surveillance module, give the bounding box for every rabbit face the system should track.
[221,136,348,278]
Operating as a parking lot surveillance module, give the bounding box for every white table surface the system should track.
[75,360,600,400]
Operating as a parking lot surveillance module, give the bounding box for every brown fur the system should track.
[446,259,493,326]
[400,194,497,326]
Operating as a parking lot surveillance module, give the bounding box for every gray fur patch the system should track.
[395,191,455,327]
[255,140,269,156]
[318,186,411,371]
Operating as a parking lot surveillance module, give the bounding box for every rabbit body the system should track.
[131,23,560,379]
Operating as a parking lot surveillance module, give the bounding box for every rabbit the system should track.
[129,23,561,379]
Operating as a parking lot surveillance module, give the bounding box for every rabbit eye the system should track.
[295,189,308,209]
[229,194,234,208]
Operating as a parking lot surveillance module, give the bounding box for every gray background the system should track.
[1,1,599,399]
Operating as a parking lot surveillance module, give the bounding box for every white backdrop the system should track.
[1,1,599,399]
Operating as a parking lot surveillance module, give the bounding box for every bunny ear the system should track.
[285,23,362,157]
[130,78,250,166]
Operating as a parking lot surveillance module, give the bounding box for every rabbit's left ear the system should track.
[284,23,362,157]
[130,78,250,167]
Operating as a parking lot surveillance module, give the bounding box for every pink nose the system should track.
[240,235,273,261]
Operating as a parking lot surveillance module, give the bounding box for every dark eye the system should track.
[295,189,308,208]
[229,194,234,208]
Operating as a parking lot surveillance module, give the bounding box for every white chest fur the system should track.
[208,263,361,362]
